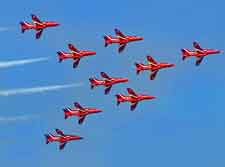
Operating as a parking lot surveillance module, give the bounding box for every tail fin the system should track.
[115,94,125,106]
[103,35,112,47]
[20,21,31,33]
[135,63,143,75]
[63,108,71,119]
[181,49,191,60]
[57,51,64,63]
[89,78,101,89]
[44,134,54,144]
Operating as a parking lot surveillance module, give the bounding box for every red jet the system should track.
[63,102,103,124]
[89,72,129,94]
[116,88,156,111]
[44,129,83,150]
[135,55,175,80]
[57,43,96,68]
[104,28,143,53]
[20,14,60,39]
[181,41,222,66]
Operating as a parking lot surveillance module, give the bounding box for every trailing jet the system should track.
[135,55,175,80]
[89,72,128,94]
[44,129,83,150]
[20,14,60,39]
[181,41,222,66]
[115,88,156,111]
[57,43,96,68]
[104,28,143,53]
[63,102,103,124]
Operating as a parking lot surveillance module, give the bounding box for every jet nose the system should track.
[96,109,103,113]
[146,95,156,100]
[136,37,144,41]
[89,51,96,55]
[53,22,60,26]
[120,78,129,83]
[169,63,176,67]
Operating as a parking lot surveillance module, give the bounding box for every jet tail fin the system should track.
[89,78,102,89]
[44,134,54,144]
[63,108,71,119]
[115,94,125,106]
[181,49,191,60]
[103,35,112,47]
[20,21,32,33]
[135,63,143,75]
[57,51,65,63]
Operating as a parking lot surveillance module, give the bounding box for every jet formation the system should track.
[19,15,223,150]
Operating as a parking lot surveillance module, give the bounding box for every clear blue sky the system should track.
[0,0,225,166]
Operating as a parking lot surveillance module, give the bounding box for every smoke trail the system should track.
[0,57,49,68]
[0,115,36,122]
[0,83,83,96]
[0,27,9,32]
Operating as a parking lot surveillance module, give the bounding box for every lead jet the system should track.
[20,14,60,39]
[181,41,222,66]
[63,102,103,124]
[57,43,96,68]
[135,55,175,80]
[89,72,128,94]
[44,129,83,150]
[103,28,143,53]
[115,88,156,111]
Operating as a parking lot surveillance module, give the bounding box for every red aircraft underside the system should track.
[89,72,128,94]
[181,41,222,66]
[45,129,82,150]
[20,14,60,39]
[115,88,156,111]
[103,28,143,53]
[63,102,102,124]
[57,43,96,68]
[135,55,175,80]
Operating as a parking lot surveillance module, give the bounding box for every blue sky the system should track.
[0,0,225,166]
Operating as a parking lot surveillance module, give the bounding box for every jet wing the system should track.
[193,41,203,50]
[100,72,111,80]
[130,102,138,111]
[31,14,44,26]
[74,102,84,110]
[195,57,204,66]
[127,88,138,97]
[68,44,79,54]
[114,28,126,38]
[55,129,65,136]
[78,116,86,125]
[36,29,43,39]
[118,43,127,53]
[104,86,112,95]
[59,142,67,150]
[147,56,158,66]
[150,70,158,80]
[73,59,80,68]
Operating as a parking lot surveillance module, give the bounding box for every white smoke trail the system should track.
[0,27,9,32]
[0,115,36,122]
[0,57,49,68]
[0,83,83,96]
